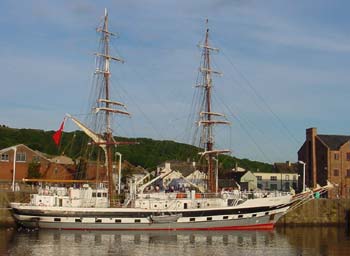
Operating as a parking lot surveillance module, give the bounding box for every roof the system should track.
[274,162,299,173]
[317,135,350,150]
[51,155,74,165]
[0,144,50,161]
[158,161,196,176]
[222,170,249,181]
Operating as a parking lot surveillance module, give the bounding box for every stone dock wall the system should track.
[277,198,350,226]
[1,191,350,227]
[0,191,30,227]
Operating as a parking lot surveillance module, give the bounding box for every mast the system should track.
[95,9,129,206]
[198,20,230,193]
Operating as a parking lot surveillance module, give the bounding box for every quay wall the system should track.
[0,191,29,227]
[1,191,349,227]
[277,198,350,226]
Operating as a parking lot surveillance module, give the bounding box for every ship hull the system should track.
[11,203,289,231]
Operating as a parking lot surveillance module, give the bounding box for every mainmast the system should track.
[198,20,230,193]
[95,9,129,206]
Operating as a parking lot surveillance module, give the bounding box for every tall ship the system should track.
[10,11,332,230]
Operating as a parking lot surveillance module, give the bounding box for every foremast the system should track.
[95,9,129,206]
[198,20,230,193]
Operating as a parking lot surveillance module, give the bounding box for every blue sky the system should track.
[1,0,350,164]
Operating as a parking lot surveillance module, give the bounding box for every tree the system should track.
[27,161,42,179]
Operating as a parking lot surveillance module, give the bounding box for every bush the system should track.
[27,161,42,179]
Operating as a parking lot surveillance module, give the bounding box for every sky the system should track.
[1,0,350,164]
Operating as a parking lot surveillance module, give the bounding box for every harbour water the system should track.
[1,227,350,256]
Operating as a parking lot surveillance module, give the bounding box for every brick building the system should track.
[298,128,350,198]
[0,144,76,182]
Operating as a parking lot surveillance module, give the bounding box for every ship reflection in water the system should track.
[2,227,350,256]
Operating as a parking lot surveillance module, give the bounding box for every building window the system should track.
[347,153,350,161]
[293,175,297,181]
[347,169,350,177]
[285,175,289,181]
[16,152,26,162]
[256,176,262,181]
[1,154,9,161]
[284,182,290,190]
[334,169,339,176]
[270,184,278,190]
[334,153,340,160]
[270,176,277,181]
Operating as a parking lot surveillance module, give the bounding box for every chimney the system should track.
[306,127,317,141]
[306,127,317,188]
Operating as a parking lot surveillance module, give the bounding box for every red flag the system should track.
[52,120,65,146]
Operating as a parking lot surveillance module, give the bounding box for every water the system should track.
[1,227,350,256]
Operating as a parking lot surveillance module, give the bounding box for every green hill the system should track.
[0,126,274,173]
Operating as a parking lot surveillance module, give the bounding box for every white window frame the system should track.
[16,152,26,162]
[1,153,9,162]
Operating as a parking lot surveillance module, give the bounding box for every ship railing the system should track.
[136,190,291,201]
[221,190,291,200]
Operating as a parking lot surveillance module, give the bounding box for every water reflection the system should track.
[278,227,350,256]
[1,227,350,256]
